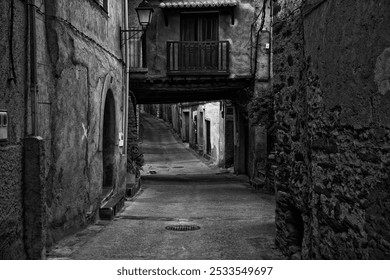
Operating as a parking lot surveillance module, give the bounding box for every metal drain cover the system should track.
[165,225,200,231]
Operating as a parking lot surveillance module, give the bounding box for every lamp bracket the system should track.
[120,27,145,47]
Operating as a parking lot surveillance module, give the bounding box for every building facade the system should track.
[0,0,28,259]
[0,0,135,259]
[130,0,272,180]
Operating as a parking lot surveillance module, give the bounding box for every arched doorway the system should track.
[102,90,116,195]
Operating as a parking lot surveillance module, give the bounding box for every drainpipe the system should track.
[27,0,38,136]
[24,1,46,259]
[261,29,271,81]
[123,0,129,154]
[269,0,273,82]
[25,0,30,136]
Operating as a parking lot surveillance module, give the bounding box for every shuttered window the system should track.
[180,13,219,41]
[129,28,147,69]
[179,13,219,70]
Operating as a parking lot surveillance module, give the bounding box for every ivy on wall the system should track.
[247,88,274,127]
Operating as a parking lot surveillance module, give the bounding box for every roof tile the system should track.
[160,0,238,9]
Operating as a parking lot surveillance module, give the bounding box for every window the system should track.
[129,28,147,69]
[95,0,108,12]
[181,13,219,41]
[168,12,229,74]
[181,13,219,70]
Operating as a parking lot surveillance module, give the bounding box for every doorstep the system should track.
[99,192,125,220]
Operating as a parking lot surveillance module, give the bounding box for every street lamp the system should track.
[120,0,154,47]
[135,0,154,30]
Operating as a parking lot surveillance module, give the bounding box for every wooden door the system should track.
[199,14,218,69]
[183,111,190,142]
[180,13,219,70]
[206,120,211,155]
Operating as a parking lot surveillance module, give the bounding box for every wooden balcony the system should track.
[167,41,230,76]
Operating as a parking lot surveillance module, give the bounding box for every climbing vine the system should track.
[252,0,269,77]
[128,144,144,176]
[247,88,274,127]
[245,0,274,127]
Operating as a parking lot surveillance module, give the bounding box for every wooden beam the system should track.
[130,77,252,104]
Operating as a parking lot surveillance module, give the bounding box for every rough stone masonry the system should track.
[272,0,390,259]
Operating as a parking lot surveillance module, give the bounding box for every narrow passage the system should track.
[48,113,283,259]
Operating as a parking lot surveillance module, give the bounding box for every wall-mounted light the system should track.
[121,0,154,47]
[135,0,154,29]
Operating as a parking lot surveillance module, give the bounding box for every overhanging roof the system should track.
[159,0,238,25]
[159,0,238,9]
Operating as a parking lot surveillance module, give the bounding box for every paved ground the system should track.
[47,113,284,260]
[140,112,219,176]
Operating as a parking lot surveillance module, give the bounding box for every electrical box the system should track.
[118,132,124,147]
[0,110,8,141]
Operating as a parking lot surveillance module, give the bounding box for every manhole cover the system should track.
[165,225,200,231]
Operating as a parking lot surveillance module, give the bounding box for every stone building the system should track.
[184,101,235,168]
[0,0,28,259]
[1,0,135,259]
[272,0,390,259]
[130,0,272,179]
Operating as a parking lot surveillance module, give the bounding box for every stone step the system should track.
[126,183,140,198]
[99,192,125,220]
[125,173,141,198]
[250,177,275,194]
[250,178,266,190]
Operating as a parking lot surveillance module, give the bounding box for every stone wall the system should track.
[272,0,308,259]
[41,0,128,248]
[0,145,25,259]
[273,0,390,259]
[0,0,27,259]
[23,137,47,259]
[304,0,390,259]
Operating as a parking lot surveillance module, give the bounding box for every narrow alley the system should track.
[141,113,215,175]
[2,0,389,266]
[47,113,283,260]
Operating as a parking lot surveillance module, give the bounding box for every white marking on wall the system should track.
[375,47,390,96]
[82,123,88,141]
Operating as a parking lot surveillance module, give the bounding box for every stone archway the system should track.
[102,90,116,195]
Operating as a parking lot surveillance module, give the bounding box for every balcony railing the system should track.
[167,41,230,75]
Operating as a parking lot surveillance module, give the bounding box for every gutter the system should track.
[27,0,38,136]
[123,0,129,154]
